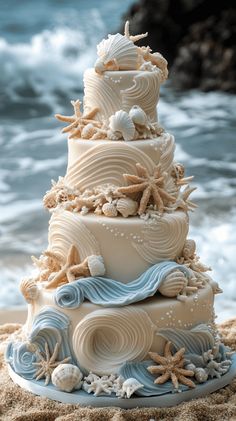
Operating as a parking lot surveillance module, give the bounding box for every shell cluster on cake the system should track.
[6,21,235,407]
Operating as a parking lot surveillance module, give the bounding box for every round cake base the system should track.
[7,355,236,408]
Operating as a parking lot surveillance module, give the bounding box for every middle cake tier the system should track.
[48,210,189,283]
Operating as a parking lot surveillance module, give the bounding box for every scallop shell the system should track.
[52,364,83,393]
[109,110,135,141]
[102,202,118,217]
[116,197,138,217]
[158,270,187,298]
[182,239,196,260]
[20,277,39,303]
[81,123,97,139]
[129,105,148,126]
[87,255,106,277]
[194,367,208,383]
[95,33,138,74]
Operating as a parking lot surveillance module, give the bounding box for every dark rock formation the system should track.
[122,0,236,92]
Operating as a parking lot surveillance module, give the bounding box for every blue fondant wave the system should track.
[6,306,76,380]
[55,261,191,309]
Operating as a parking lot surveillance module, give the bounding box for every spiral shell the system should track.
[102,202,118,217]
[95,33,138,74]
[129,105,148,126]
[194,367,208,383]
[109,110,135,141]
[182,239,196,260]
[72,307,155,375]
[81,123,97,139]
[158,270,187,298]
[52,363,83,393]
[116,197,138,217]
[87,255,106,277]
[20,277,39,303]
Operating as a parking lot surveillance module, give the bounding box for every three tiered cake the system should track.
[6,22,236,407]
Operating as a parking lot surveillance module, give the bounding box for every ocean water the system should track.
[0,0,235,321]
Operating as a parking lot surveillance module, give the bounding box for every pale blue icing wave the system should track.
[55,261,191,309]
[119,360,188,396]
[6,306,76,380]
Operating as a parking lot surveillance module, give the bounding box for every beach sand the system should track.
[0,319,236,421]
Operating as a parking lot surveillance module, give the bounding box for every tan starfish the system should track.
[176,185,198,212]
[55,100,100,138]
[33,342,70,386]
[45,244,90,289]
[118,163,176,215]
[147,341,196,391]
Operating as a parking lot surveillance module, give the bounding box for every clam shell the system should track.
[95,33,138,74]
[109,110,135,141]
[159,270,187,298]
[129,105,148,126]
[20,277,38,303]
[102,202,118,217]
[81,123,96,139]
[52,364,83,393]
[116,197,138,217]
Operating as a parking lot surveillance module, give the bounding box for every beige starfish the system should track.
[33,342,70,386]
[118,163,176,215]
[176,185,198,211]
[147,341,196,391]
[45,244,90,289]
[55,100,100,138]
[124,21,148,43]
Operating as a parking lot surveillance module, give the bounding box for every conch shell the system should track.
[95,33,138,74]
[109,110,135,141]
[52,363,83,393]
[129,105,148,126]
[159,270,187,298]
[20,277,39,303]
[116,197,138,217]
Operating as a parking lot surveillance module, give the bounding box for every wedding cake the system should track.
[6,22,236,407]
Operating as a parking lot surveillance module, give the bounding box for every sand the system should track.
[0,320,236,421]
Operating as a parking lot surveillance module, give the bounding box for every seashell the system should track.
[52,363,83,393]
[102,202,118,217]
[129,105,148,126]
[109,110,135,141]
[87,255,106,277]
[95,33,138,74]
[43,190,57,209]
[194,367,208,383]
[121,378,144,398]
[56,190,69,203]
[116,197,138,217]
[20,277,39,303]
[210,280,223,295]
[185,363,196,372]
[159,270,188,298]
[81,123,97,139]
[182,239,196,260]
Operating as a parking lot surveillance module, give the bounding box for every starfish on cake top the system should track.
[33,342,70,386]
[147,341,196,391]
[45,244,90,289]
[118,163,176,215]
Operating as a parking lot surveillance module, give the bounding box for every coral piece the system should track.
[45,244,91,289]
[147,341,196,391]
[118,163,176,215]
[202,347,232,379]
[177,239,212,273]
[33,342,71,386]
[116,197,138,217]
[20,277,39,303]
[52,363,83,392]
[55,100,100,139]
[109,110,136,141]
[82,373,115,396]
[31,250,63,282]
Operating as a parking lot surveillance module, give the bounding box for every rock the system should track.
[122,0,236,92]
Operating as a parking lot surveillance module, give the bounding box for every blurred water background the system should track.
[0,0,235,321]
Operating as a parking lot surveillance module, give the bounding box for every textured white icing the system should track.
[48,210,188,283]
[72,307,156,375]
[83,69,162,122]
[65,133,175,191]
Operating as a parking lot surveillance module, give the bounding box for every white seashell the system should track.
[182,239,196,260]
[121,378,144,398]
[129,105,148,126]
[194,367,208,383]
[52,364,83,393]
[95,33,138,74]
[116,197,138,217]
[210,280,223,295]
[81,123,97,139]
[20,277,38,303]
[185,363,196,372]
[87,255,106,277]
[159,270,188,298]
[102,202,118,217]
[109,110,135,141]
